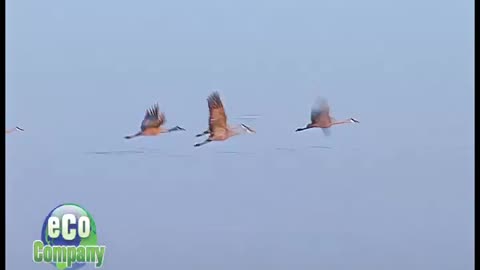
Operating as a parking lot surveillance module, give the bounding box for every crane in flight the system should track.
[194,91,255,147]
[124,104,185,139]
[296,97,359,135]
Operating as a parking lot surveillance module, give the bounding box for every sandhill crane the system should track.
[194,91,256,147]
[6,126,24,134]
[295,97,359,135]
[124,103,185,139]
[195,115,259,137]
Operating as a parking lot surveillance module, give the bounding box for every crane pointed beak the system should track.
[350,118,360,123]
[241,124,256,133]
[170,126,186,132]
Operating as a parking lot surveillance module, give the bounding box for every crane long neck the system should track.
[228,125,247,137]
[6,127,21,134]
[229,127,241,137]
[331,119,351,125]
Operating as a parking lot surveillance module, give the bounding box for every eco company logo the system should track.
[32,203,106,269]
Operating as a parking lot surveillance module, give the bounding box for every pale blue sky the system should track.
[6,0,474,269]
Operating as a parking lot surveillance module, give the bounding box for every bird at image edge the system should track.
[6,126,24,134]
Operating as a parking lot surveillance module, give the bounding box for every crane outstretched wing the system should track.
[207,92,228,134]
[141,103,166,130]
[310,97,332,126]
